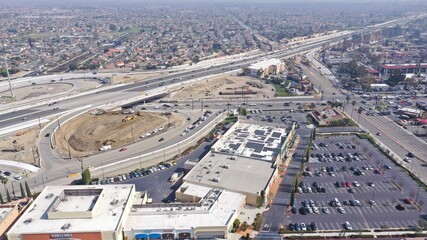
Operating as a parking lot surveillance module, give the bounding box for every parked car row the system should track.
[288,222,317,231]
[310,152,363,162]
[95,161,176,185]
[297,181,326,193]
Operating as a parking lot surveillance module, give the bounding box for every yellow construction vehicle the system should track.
[122,115,135,122]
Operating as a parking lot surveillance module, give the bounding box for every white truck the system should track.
[169,171,183,183]
[99,145,111,151]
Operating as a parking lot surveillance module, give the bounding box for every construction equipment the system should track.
[122,115,135,122]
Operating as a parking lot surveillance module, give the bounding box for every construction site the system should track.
[0,128,41,165]
[54,109,183,158]
[169,74,276,100]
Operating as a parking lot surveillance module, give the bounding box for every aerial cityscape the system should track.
[1,0,427,239]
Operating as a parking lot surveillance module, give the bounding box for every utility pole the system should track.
[201,99,204,112]
[38,115,41,129]
[77,158,84,172]
[68,145,72,159]
[11,181,16,198]
[3,57,14,97]
[31,147,37,165]
[191,98,194,110]
[56,116,61,128]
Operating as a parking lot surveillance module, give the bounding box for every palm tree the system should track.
[309,102,316,110]
[351,101,357,118]
[357,107,364,123]
[0,176,8,193]
[345,96,350,109]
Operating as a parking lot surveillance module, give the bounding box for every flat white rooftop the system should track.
[125,183,244,230]
[183,152,275,196]
[8,185,134,235]
[212,123,286,161]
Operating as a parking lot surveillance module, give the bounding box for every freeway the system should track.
[0,15,417,196]
[0,30,355,132]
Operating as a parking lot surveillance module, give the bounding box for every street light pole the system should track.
[3,57,14,97]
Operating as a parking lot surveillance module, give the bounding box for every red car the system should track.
[119,147,128,152]
[404,198,414,204]
[345,181,351,188]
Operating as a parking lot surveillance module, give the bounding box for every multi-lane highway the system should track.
[1,15,422,196]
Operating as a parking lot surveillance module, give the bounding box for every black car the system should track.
[4,171,11,176]
[289,223,295,231]
[45,133,50,137]
[291,207,297,214]
[396,204,406,211]
[158,138,165,142]
[407,152,415,158]
[311,222,318,231]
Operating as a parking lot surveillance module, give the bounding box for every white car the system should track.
[404,157,411,163]
[353,181,360,187]
[14,175,22,180]
[313,207,319,214]
[344,221,352,230]
[300,223,307,231]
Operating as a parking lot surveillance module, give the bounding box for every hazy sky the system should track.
[3,0,427,8]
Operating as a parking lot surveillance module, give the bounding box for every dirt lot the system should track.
[0,128,41,165]
[0,83,73,101]
[112,72,163,84]
[169,74,275,100]
[55,111,183,157]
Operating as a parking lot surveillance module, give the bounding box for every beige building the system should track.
[183,122,288,206]
[124,183,245,240]
[7,185,135,240]
[0,198,33,239]
[244,58,285,78]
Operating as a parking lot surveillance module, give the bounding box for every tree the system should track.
[69,62,78,71]
[309,102,316,110]
[20,183,26,198]
[239,108,247,116]
[351,101,356,118]
[1,176,8,194]
[419,220,427,229]
[109,23,118,31]
[6,189,11,203]
[386,70,406,86]
[345,96,350,109]
[357,107,364,122]
[25,181,32,197]
[81,168,92,185]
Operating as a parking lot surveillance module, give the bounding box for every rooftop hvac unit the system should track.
[230,156,237,160]
[213,177,221,182]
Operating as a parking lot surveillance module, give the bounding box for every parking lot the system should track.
[288,135,427,231]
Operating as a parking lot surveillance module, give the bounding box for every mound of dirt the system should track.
[55,111,182,157]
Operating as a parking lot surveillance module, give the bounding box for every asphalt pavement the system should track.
[116,140,213,202]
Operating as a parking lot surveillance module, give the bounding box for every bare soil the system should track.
[55,111,183,157]
[112,72,163,84]
[169,74,275,100]
[0,83,73,101]
[0,127,41,165]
